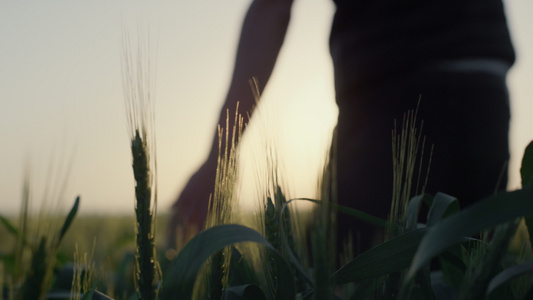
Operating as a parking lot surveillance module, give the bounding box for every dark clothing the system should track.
[330,0,515,92]
[329,1,515,253]
[335,70,511,253]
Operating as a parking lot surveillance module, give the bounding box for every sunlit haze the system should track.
[1,1,531,216]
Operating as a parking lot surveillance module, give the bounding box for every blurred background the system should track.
[1,0,531,216]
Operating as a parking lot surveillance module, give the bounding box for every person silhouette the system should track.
[167,0,515,255]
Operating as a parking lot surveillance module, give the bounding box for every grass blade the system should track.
[459,220,519,299]
[405,195,427,231]
[20,237,48,300]
[279,199,314,286]
[291,198,388,229]
[331,228,427,284]
[426,193,458,227]
[0,215,20,238]
[160,224,295,300]
[227,246,259,287]
[487,261,533,296]
[57,196,80,246]
[408,188,533,280]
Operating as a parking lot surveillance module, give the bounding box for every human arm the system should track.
[209,0,294,163]
[168,0,294,248]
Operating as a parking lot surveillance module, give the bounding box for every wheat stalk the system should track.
[459,220,520,300]
[16,160,76,300]
[70,239,96,300]
[310,128,337,299]
[202,106,243,299]
[121,27,161,300]
[390,100,433,235]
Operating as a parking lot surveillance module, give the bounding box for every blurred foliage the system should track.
[1,141,531,299]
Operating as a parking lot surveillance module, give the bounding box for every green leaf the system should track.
[0,253,15,275]
[227,246,259,287]
[520,140,533,188]
[21,237,48,299]
[429,271,458,300]
[160,224,295,300]
[81,280,109,300]
[487,261,533,295]
[459,221,519,300]
[81,289,94,300]
[331,228,427,284]
[57,196,80,246]
[0,215,19,237]
[290,197,389,229]
[426,193,459,227]
[336,203,390,229]
[438,247,467,289]
[282,198,390,286]
[405,195,428,231]
[280,200,315,286]
[346,277,385,300]
[0,214,33,249]
[407,188,533,280]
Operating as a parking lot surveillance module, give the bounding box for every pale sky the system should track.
[1,1,531,216]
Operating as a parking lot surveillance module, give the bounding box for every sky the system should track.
[1,1,531,216]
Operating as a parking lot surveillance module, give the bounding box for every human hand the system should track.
[167,161,216,249]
